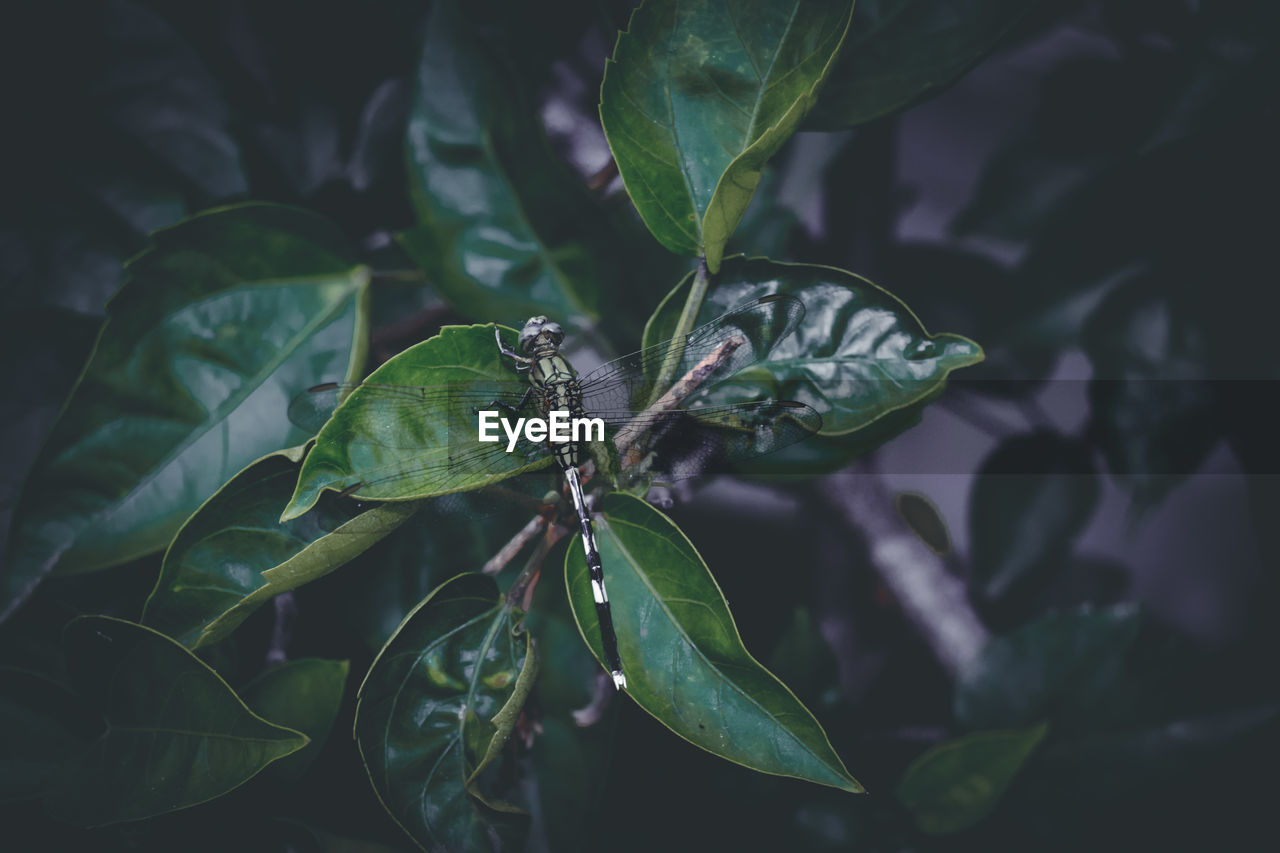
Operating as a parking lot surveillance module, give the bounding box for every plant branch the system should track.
[487,335,741,593]
[819,463,989,678]
[483,514,550,576]
[587,158,619,191]
[649,256,712,405]
[614,334,744,467]
[505,521,568,611]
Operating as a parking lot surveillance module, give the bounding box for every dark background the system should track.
[2,1,1278,850]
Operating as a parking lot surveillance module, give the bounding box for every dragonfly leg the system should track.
[476,386,532,419]
[495,327,533,368]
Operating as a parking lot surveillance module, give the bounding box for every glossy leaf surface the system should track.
[897,723,1048,835]
[601,0,854,271]
[566,493,861,792]
[3,204,369,619]
[45,616,306,827]
[241,658,349,780]
[284,324,550,519]
[807,0,1034,130]
[644,257,983,437]
[355,573,536,852]
[400,1,608,325]
[144,448,416,648]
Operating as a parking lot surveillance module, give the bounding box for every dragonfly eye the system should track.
[519,316,547,352]
[518,316,563,352]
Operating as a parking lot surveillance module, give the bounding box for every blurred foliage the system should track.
[1,0,1276,851]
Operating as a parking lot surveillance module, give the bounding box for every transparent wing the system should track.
[288,379,530,437]
[578,294,805,413]
[288,379,552,500]
[285,295,813,500]
[598,400,822,482]
[290,385,819,498]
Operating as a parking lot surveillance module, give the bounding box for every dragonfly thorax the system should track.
[518,315,564,355]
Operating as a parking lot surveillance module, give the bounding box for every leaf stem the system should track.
[648,256,712,405]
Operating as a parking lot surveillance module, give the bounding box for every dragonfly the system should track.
[291,295,822,690]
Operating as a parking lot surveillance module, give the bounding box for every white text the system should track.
[477,410,605,452]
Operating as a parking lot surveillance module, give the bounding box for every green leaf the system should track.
[882,245,1063,389]
[355,573,537,852]
[968,432,1099,609]
[44,616,307,827]
[601,0,854,271]
[643,257,983,437]
[284,323,552,519]
[896,722,1048,835]
[143,447,416,648]
[955,605,1144,734]
[0,667,98,803]
[807,0,1035,130]
[3,203,369,620]
[331,503,536,654]
[525,567,618,853]
[565,492,861,793]
[241,658,349,780]
[400,0,612,325]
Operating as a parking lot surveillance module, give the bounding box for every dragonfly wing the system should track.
[595,400,822,482]
[289,379,552,501]
[323,471,562,530]
[577,294,805,413]
[289,380,530,436]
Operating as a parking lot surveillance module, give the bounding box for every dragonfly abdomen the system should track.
[563,466,625,689]
[525,338,625,688]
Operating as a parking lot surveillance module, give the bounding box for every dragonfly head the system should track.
[518,315,564,354]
